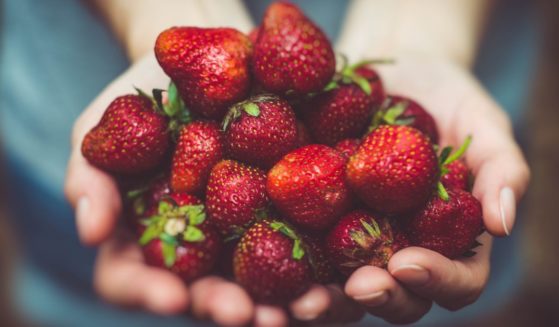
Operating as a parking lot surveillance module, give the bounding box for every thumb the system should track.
[64,149,121,245]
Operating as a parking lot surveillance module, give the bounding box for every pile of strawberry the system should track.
[82,2,483,305]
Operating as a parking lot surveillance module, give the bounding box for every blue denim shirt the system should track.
[0,0,537,326]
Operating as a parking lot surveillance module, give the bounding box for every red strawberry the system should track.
[334,138,361,159]
[303,235,338,283]
[346,125,439,215]
[155,27,252,119]
[325,210,395,276]
[233,220,312,304]
[170,121,224,194]
[206,160,269,235]
[248,27,260,44]
[369,95,439,144]
[267,144,351,231]
[252,2,335,95]
[441,160,470,191]
[302,65,384,145]
[296,120,313,147]
[139,198,220,282]
[222,94,298,168]
[404,188,483,258]
[82,94,170,173]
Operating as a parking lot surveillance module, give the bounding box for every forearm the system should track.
[92,0,254,62]
[337,0,493,68]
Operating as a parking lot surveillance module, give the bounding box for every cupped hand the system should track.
[64,54,364,326]
[343,55,530,323]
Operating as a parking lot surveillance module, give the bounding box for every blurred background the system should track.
[1,0,558,326]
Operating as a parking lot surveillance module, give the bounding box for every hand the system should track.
[343,55,530,324]
[64,54,364,326]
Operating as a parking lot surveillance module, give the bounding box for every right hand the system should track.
[64,53,364,326]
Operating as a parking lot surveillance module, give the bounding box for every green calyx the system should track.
[148,82,192,139]
[350,218,383,248]
[269,221,305,260]
[222,94,278,131]
[323,53,394,95]
[367,98,415,133]
[138,201,207,267]
[436,135,473,201]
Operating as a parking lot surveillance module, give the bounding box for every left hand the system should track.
[343,55,529,324]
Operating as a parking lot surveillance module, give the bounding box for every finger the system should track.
[451,94,530,236]
[94,233,189,315]
[289,284,331,322]
[254,305,289,327]
[64,150,121,245]
[388,233,492,311]
[318,284,365,323]
[345,266,432,324]
[191,277,254,326]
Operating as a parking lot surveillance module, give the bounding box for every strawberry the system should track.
[170,121,224,194]
[222,94,298,168]
[441,160,470,191]
[155,27,252,119]
[252,2,335,95]
[82,94,170,174]
[403,188,483,258]
[296,120,313,147]
[346,125,439,215]
[233,220,312,304]
[303,235,338,283]
[248,27,260,44]
[325,210,395,276]
[334,138,361,159]
[302,64,384,145]
[206,160,269,235]
[369,95,439,144]
[267,144,351,230]
[139,197,220,282]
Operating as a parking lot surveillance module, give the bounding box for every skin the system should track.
[65,0,530,325]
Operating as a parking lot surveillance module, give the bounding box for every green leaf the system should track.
[323,80,339,92]
[437,182,450,201]
[439,147,452,166]
[351,75,372,95]
[444,135,472,165]
[393,117,415,126]
[161,241,177,267]
[152,88,165,113]
[292,239,305,260]
[139,224,161,246]
[133,198,146,216]
[361,219,381,238]
[158,201,172,215]
[183,226,205,242]
[270,221,297,240]
[126,186,148,199]
[165,82,180,116]
[243,103,260,117]
[178,205,206,225]
[159,232,178,246]
[383,103,407,124]
[134,86,152,100]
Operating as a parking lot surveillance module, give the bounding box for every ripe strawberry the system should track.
[155,27,252,119]
[346,125,439,215]
[222,94,298,168]
[302,64,384,145]
[325,210,395,276]
[296,120,313,147]
[82,94,170,174]
[334,138,360,159]
[170,121,224,194]
[252,2,335,95]
[139,198,220,282]
[441,160,470,191]
[303,235,338,283]
[206,160,269,235]
[369,95,439,144]
[233,220,312,304]
[267,144,351,230]
[248,27,260,44]
[404,188,483,258]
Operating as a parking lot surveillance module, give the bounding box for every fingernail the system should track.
[391,264,430,287]
[76,196,90,235]
[353,290,389,307]
[499,187,516,236]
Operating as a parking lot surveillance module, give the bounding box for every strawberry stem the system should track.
[443,136,472,165]
[437,182,450,201]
